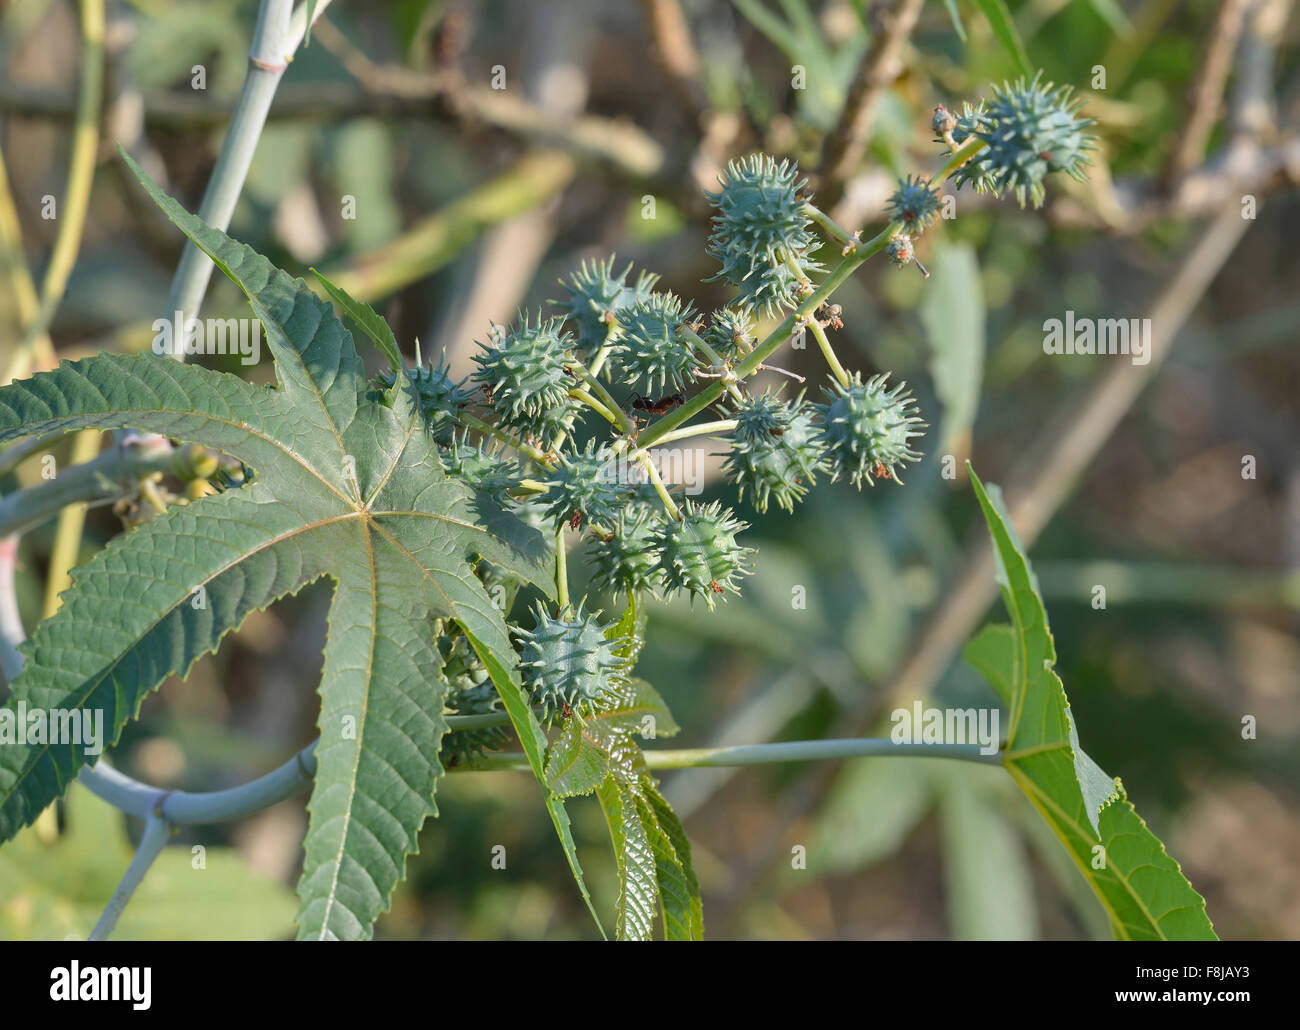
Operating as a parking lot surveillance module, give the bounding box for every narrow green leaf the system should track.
[944,0,968,42]
[920,241,984,455]
[311,267,402,375]
[465,632,607,938]
[1086,0,1132,35]
[643,783,704,940]
[596,775,658,941]
[970,0,1034,78]
[966,466,1217,940]
[545,716,612,798]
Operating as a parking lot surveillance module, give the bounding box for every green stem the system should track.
[89,811,172,941]
[566,387,621,427]
[681,325,745,403]
[803,202,855,247]
[936,138,988,185]
[587,321,620,378]
[807,318,850,388]
[460,411,550,465]
[0,437,180,539]
[458,737,1003,772]
[645,419,739,446]
[638,451,681,520]
[555,526,570,610]
[163,0,324,341]
[568,360,636,435]
[638,221,900,451]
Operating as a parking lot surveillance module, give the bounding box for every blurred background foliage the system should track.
[0,0,1296,939]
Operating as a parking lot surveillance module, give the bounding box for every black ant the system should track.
[569,509,583,530]
[629,391,685,417]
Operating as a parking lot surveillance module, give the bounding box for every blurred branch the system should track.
[817,0,927,211]
[317,150,577,303]
[1163,0,1251,185]
[638,0,709,129]
[164,0,323,339]
[314,16,667,184]
[0,435,179,541]
[0,152,55,379]
[1036,561,1300,609]
[4,0,104,384]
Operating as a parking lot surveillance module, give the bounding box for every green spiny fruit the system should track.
[952,74,1095,208]
[440,434,522,506]
[437,630,510,767]
[380,351,473,445]
[702,307,757,363]
[705,155,824,315]
[885,175,942,234]
[722,390,829,513]
[618,291,700,395]
[817,372,926,487]
[587,502,663,596]
[471,313,581,447]
[540,439,622,530]
[514,601,629,723]
[556,256,660,356]
[652,500,753,609]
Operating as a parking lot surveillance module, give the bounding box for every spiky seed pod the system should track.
[705,155,824,315]
[952,74,1095,208]
[439,679,511,766]
[702,307,757,363]
[556,257,661,357]
[886,233,917,268]
[652,500,754,610]
[381,353,473,445]
[540,439,622,530]
[437,631,510,765]
[513,601,628,723]
[441,434,522,505]
[618,291,700,395]
[722,391,829,513]
[817,372,926,488]
[885,175,942,234]
[952,100,988,145]
[587,502,663,596]
[471,314,581,447]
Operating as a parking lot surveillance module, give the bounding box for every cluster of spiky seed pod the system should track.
[946,73,1095,208]
[401,72,1094,741]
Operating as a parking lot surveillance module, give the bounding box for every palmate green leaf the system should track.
[0,151,553,941]
[965,467,1216,940]
[596,773,658,942]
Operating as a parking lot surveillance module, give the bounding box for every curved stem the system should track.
[460,411,550,465]
[89,812,172,941]
[0,436,178,540]
[807,318,850,388]
[646,419,738,446]
[637,221,900,451]
[637,451,681,520]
